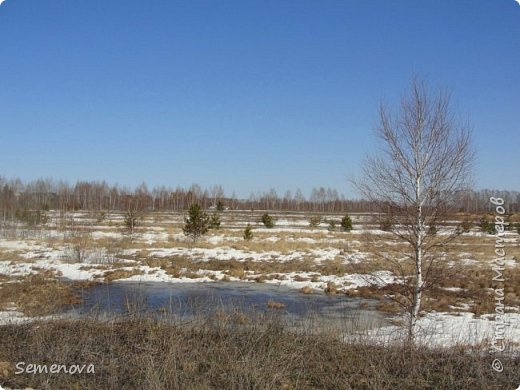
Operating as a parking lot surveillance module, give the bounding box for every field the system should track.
[0,210,520,388]
[1,210,519,332]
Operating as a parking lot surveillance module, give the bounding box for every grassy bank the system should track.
[0,312,518,389]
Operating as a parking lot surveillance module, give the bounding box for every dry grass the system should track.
[344,260,520,316]
[103,269,144,282]
[299,286,314,294]
[266,299,286,309]
[324,281,338,295]
[293,274,310,282]
[0,313,518,389]
[0,249,32,263]
[234,239,315,253]
[0,273,81,316]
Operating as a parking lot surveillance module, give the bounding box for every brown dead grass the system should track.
[0,273,81,316]
[299,286,314,294]
[103,269,144,282]
[324,281,338,295]
[0,314,518,389]
[266,299,286,309]
[345,261,520,316]
[0,250,32,263]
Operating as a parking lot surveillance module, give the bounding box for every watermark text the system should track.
[15,362,95,375]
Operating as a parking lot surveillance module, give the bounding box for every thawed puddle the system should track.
[70,281,390,333]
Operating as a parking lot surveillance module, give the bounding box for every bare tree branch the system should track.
[351,77,474,342]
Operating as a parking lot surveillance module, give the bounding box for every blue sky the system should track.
[0,0,519,198]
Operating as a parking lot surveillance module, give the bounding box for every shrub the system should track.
[183,203,210,241]
[261,213,274,228]
[340,214,353,232]
[309,215,322,228]
[479,216,496,234]
[216,201,226,212]
[459,219,473,233]
[509,222,520,234]
[124,208,140,235]
[209,213,221,229]
[380,217,393,232]
[506,220,519,234]
[15,208,48,226]
[97,211,107,223]
[243,224,253,240]
[327,220,337,231]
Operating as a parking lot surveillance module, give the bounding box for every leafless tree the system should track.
[353,78,474,341]
[124,203,140,239]
[210,185,225,207]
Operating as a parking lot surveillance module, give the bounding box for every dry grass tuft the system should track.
[324,281,338,295]
[299,286,314,294]
[266,299,286,309]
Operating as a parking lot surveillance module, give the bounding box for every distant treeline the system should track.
[0,177,518,220]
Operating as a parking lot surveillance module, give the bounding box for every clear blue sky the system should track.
[1,0,519,198]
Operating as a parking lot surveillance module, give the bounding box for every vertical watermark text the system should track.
[488,196,510,373]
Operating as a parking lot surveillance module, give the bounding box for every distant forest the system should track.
[0,177,519,219]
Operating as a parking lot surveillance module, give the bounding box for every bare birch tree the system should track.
[353,78,474,341]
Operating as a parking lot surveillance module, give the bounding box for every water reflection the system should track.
[71,281,389,333]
